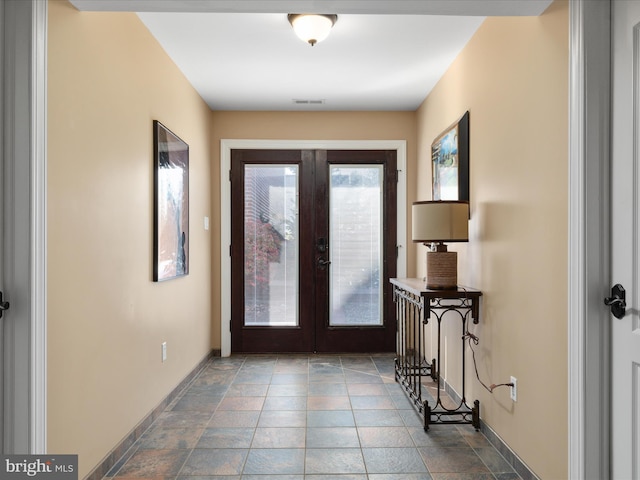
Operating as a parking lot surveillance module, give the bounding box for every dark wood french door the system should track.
[231,149,397,353]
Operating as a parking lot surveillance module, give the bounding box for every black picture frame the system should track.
[153,120,189,282]
[431,111,470,202]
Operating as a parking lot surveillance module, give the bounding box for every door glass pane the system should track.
[244,165,298,326]
[329,165,383,326]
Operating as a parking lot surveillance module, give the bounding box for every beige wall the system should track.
[47,1,213,477]
[415,1,568,478]
[209,111,418,348]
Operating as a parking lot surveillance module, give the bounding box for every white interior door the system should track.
[611,1,640,477]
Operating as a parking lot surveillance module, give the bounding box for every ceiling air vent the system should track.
[293,99,326,105]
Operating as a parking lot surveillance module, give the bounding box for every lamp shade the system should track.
[288,14,337,46]
[412,201,469,243]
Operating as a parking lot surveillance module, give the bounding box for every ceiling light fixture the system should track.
[287,14,338,46]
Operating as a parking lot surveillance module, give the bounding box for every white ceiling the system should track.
[69,0,554,111]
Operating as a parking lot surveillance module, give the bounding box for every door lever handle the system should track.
[604,284,626,319]
[604,297,625,306]
[317,258,331,268]
[0,291,9,319]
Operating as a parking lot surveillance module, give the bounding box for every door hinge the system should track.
[229,245,232,257]
[230,319,232,332]
[229,169,232,182]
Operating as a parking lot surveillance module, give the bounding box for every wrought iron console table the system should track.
[390,278,482,431]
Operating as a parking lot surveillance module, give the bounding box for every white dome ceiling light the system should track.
[287,14,338,46]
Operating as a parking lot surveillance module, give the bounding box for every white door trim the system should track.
[220,139,407,357]
[3,0,48,453]
[31,0,48,454]
[568,0,611,478]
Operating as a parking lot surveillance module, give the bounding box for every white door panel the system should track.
[612,1,640,477]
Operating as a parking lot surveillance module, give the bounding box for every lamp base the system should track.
[426,250,457,290]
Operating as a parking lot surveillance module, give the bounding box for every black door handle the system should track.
[0,291,10,319]
[317,258,331,269]
[604,284,626,319]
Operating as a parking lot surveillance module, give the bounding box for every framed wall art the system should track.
[431,110,470,202]
[153,120,189,282]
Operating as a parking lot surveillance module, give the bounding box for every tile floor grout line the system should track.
[106,354,522,480]
[176,355,248,480]
[105,356,223,479]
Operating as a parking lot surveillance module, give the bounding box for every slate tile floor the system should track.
[105,354,521,480]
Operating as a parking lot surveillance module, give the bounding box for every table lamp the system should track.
[412,200,469,289]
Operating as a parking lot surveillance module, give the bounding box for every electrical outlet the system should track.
[510,376,517,402]
[162,342,167,363]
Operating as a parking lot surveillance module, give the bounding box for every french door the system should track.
[231,149,397,353]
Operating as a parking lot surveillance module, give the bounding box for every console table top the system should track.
[390,278,482,299]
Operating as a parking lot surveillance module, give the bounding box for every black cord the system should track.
[457,285,513,393]
[464,330,514,393]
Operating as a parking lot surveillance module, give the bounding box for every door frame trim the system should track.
[3,0,48,453]
[220,139,407,357]
[568,0,611,478]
